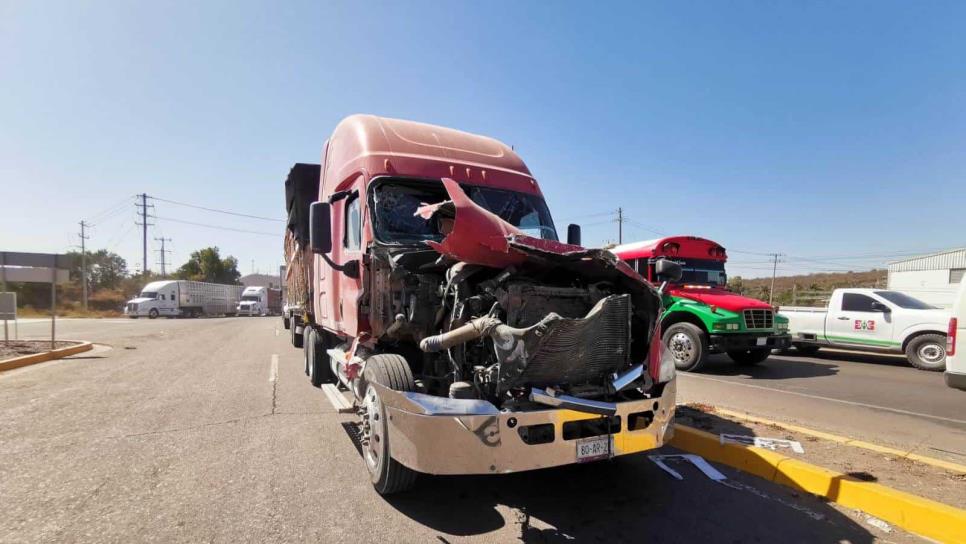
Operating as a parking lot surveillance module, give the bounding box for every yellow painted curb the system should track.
[0,342,93,372]
[670,424,966,544]
[710,406,966,474]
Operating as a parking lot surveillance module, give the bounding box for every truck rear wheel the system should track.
[905,334,946,371]
[663,322,707,372]
[282,316,290,330]
[307,328,335,387]
[361,354,418,495]
[291,317,303,348]
[728,348,771,365]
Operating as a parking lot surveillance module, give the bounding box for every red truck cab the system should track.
[284,115,676,494]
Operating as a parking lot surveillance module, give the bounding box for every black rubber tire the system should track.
[291,318,303,349]
[904,333,946,371]
[282,316,291,330]
[727,348,772,365]
[793,343,821,356]
[663,322,708,372]
[148,309,159,319]
[362,354,418,495]
[308,328,335,387]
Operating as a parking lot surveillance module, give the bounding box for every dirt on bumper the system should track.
[374,380,676,475]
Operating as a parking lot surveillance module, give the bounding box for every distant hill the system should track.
[728,269,887,307]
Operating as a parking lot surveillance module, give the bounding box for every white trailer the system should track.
[124,280,244,318]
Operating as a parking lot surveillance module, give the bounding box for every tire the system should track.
[148,308,159,319]
[283,316,291,330]
[307,328,335,387]
[905,333,946,371]
[793,343,821,356]
[727,348,771,365]
[291,318,304,349]
[663,322,708,372]
[361,354,418,495]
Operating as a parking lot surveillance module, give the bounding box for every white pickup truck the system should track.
[780,288,949,371]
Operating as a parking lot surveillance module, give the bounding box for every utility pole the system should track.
[768,253,785,305]
[135,194,154,275]
[616,207,624,244]
[79,220,89,311]
[155,237,172,277]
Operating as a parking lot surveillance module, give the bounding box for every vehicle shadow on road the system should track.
[380,411,877,543]
[696,354,841,379]
[791,349,911,369]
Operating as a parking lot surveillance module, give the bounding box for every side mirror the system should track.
[871,301,891,313]
[309,202,332,254]
[655,258,682,282]
[567,224,581,246]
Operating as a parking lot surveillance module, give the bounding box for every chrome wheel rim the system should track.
[362,386,384,474]
[669,332,694,363]
[918,343,945,364]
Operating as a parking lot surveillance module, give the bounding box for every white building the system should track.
[887,248,966,308]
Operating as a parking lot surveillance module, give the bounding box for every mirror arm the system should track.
[321,253,359,279]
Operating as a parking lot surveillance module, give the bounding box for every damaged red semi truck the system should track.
[283,115,678,494]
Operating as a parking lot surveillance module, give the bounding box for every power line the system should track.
[148,195,284,222]
[86,195,135,224]
[153,215,279,237]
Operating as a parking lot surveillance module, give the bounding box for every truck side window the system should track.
[160,294,166,301]
[842,293,877,312]
[344,193,361,250]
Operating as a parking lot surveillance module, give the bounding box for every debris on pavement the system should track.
[649,454,727,481]
[720,433,805,454]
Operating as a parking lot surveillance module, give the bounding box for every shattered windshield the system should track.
[371,180,558,243]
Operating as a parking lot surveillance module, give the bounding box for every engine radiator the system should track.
[494,294,632,390]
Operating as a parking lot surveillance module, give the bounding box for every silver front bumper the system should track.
[375,379,676,475]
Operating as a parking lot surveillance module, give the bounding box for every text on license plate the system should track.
[576,436,613,463]
[756,337,768,346]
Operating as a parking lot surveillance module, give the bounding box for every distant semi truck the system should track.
[237,286,282,316]
[125,280,244,318]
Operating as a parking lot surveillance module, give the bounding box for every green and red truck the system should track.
[612,236,791,371]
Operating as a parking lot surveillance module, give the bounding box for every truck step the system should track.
[321,383,355,414]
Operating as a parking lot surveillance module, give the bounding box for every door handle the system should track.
[836,316,850,320]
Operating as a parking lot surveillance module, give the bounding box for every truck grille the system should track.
[743,309,773,329]
[127,303,138,312]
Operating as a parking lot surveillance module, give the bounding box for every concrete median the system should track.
[0,342,93,372]
[671,424,966,544]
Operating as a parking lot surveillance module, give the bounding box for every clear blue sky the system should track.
[2,1,964,279]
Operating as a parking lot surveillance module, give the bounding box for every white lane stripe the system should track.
[681,373,966,426]
[269,355,279,383]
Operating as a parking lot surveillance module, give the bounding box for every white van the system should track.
[945,281,966,390]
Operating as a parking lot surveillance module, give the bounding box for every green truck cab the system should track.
[613,236,791,371]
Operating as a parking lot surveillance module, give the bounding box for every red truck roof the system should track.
[611,236,727,262]
[321,114,542,199]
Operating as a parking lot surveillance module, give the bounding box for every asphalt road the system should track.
[1,318,928,543]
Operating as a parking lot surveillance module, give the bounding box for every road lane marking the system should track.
[269,355,278,383]
[681,374,966,426]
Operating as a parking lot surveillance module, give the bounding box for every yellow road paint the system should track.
[709,406,966,474]
[0,342,94,372]
[671,424,966,544]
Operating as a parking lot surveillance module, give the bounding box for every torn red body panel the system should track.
[425,178,528,268]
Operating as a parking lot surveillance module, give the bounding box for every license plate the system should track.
[576,436,613,463]
[756,337,768,346]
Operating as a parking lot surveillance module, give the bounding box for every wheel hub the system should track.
[669,332,694,362]
[361,387,383,472]
[918,343,945,363]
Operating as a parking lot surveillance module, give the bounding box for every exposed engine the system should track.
[366,237,661,409]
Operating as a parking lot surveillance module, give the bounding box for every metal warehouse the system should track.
[887,247,966,308]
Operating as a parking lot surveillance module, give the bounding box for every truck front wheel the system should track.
[361,354,418,495]
[663,322,708,372]
[728,348,771,366]
[905,334,946,371]
[148,309,159,319]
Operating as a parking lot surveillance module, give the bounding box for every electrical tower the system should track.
[155,237,172,277]
[768,253,786,305]
[135,194,154,275]
[79,220,90,311]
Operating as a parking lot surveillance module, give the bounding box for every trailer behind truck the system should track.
[286,114,678,495]
[124,280,243,318]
